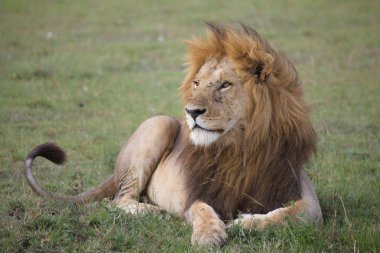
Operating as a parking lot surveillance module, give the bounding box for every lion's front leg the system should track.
[112,116,180,214]
[185,201,227,246]
[230,206,299,231]
[230,169,323,231]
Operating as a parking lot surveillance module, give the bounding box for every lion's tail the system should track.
[25,143,117,204]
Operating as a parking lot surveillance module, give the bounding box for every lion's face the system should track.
[185,57,248,146]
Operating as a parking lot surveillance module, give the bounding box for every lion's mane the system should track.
[179,23,316,220]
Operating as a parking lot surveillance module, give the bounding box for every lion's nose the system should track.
[185,107,206,120]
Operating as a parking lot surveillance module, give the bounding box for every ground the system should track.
[0,0,379,252]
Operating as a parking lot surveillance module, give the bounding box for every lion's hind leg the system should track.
[230,169,323,230]
[112,116,180,215]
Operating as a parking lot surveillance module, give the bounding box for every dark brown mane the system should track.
[180,23,316,221]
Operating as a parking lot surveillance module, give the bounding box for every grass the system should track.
[0,0,379,252]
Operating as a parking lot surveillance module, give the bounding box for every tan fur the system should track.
[25,23,322,247]
[185,201,227,246]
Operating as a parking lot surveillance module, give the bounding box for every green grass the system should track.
[1,0,379,252]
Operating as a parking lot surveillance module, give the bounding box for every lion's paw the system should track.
[228,213,270,231]
[191,217,227,246]
[121,202,161,215]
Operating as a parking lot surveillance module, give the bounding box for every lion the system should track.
[25,23,323,246]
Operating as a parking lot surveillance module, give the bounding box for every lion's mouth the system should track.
[193,124,224,133]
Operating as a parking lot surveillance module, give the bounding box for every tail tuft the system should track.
[27,142,66,165]
[25,142,116,203]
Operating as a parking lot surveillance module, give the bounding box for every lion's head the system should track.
[183,56,248,146]
[180,23,316,219]
[181,23,287,147]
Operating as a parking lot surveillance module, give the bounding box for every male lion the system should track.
[25,23,323,246]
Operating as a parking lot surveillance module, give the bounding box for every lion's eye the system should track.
[193,80,200,87]
[220,81,232,90]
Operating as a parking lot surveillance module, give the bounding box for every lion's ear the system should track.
[250,53,274,83]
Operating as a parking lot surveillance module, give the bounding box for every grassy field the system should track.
[1,0,379,252]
